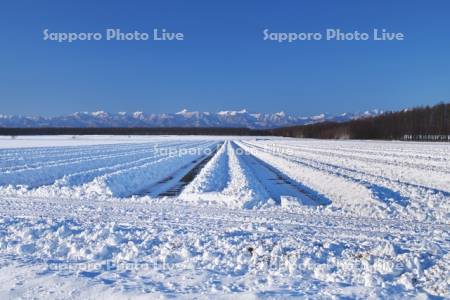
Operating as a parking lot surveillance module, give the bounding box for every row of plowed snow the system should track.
[0,138,449,221]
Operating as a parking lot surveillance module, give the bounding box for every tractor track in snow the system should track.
[132,142,223,197]
[232,142,330,206]
[240,141,450,198]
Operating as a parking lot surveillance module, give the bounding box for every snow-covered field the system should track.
[0,135,448,299]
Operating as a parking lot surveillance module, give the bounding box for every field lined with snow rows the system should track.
[0,136,449,298]
[1,137,448,221]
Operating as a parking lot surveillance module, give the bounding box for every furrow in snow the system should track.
[0,141,210,188]
[236,141,389,217]
[181,141,275,209]
[78,142,220,198]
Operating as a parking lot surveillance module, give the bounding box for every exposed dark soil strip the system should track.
[157,142,223,197]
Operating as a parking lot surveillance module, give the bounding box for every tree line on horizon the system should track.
[271,102,450,141]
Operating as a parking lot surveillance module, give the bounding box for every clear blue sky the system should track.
[1,0,450,116]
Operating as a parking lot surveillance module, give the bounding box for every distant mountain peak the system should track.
[176,109,190,115]
[91,111,109,117]
[217,109,248,116]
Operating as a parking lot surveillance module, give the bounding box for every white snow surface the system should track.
[0,136,448,299]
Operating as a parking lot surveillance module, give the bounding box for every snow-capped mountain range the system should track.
[0,109,383,129]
